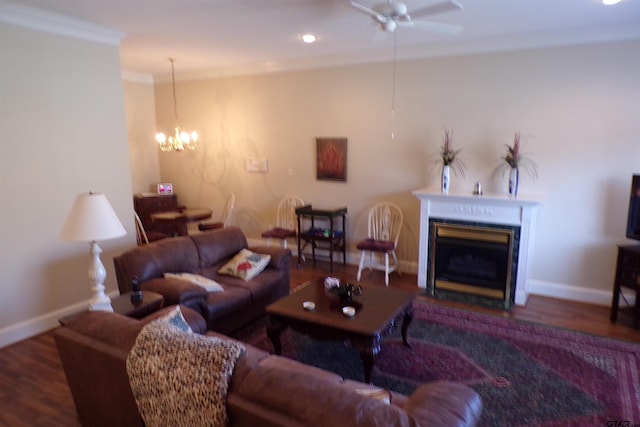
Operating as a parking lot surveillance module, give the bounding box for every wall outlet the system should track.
[246,158,268,173]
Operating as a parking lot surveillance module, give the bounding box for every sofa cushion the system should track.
[200,268,284,301]
[218,249,271,281]
[191,227,248,268]
[403,381,483,427]
[114,236,200,292]
[126,321,245,427]
[204,286,253,322]
[164,272,224,292]
[236,364,412,427]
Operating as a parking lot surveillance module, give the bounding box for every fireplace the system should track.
[429,219,520,309]
[412,188,541,308]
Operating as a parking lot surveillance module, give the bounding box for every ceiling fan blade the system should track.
[350,1,385,21]
[409,0,464,19]
[399,20,463,35]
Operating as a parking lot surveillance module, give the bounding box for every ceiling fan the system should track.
[350,0,464,34]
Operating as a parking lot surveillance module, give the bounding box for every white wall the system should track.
[123,78,161,195]
[0,22,136,347]
[154,40,640,305]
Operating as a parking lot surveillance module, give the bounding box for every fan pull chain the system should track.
[390,31,397,140]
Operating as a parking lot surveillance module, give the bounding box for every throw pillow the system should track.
[155,305,193,333]
[164,272,225,292]
[218,248,271,281]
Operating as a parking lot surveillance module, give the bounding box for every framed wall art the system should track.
[316,137,347,182]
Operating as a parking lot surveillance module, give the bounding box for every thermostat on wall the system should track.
[157,183,173,194]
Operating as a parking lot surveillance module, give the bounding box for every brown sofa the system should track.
[113,227,291,334]
[54,307,483,427]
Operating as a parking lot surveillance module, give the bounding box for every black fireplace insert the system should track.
[428,219,520,309]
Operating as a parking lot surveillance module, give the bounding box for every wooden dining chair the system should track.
[261,195,305,248]
[134,212,170,245]
[356,202,403,286]
[198,193,236,232]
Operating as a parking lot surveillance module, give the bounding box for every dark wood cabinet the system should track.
[133,193,178,235]
[610,244,640,328]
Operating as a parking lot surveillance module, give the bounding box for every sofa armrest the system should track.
[54,326,144,427]
[404,381,482,427]
[140,278,209,307]
[248,245,292,270]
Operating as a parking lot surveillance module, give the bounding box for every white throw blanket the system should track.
[126,321,244,427]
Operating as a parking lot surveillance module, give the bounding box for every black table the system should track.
[295,205,347,272]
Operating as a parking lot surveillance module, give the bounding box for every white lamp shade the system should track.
[60,192,127,242]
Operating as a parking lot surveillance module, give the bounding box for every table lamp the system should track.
[60,192,126,311]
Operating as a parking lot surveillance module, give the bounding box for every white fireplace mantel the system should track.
[412,188,542,306]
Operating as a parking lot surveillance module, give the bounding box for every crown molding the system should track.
[121,71,154,84]
[0,1,123,46]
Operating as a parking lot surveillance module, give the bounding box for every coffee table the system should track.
[265,278,416,383]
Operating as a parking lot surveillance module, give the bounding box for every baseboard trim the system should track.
[527,279,622,306]
[0,292,117,349]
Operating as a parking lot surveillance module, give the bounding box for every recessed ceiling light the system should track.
[301,34,317,44]
[602,0,621,5]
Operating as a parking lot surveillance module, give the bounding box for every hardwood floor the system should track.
[0,260,638,426]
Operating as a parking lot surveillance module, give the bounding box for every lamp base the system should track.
[88,241,114,312]
[89,300,114,312]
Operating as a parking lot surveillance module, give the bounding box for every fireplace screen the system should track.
[429,220,519,307]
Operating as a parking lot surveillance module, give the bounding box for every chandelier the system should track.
[155,58,198,152]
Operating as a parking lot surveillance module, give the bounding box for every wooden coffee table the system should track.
[266,278,416,383]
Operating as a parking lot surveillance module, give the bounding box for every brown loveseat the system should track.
[113,227,291,334]
[54,307,483,427]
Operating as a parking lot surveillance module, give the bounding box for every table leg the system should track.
[401,307,413,348]
[266,322,285,355]
[329,219,334,272]
[610,252,624,323]
[297,215,302,268]
[355,338,381,384]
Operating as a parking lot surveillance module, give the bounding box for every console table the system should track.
[610,244,640,329]
[296,205,347,272]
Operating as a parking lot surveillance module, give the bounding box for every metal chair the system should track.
[198,193,235,232]
[261,195,305,248]
[356,202,403,286]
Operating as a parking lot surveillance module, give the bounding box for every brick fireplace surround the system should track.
[412,188,542,307]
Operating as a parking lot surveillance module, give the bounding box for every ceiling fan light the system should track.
[602,0,621,4]
[383,20,397,32]
[393,2,408,16]
[301,34,317,43]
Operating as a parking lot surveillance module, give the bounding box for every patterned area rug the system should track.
[239,301,640,427]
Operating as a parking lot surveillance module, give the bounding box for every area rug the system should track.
[239,301,640,427]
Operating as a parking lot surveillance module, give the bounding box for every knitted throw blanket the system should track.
[126,322,245,427]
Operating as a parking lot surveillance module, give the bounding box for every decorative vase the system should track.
[441,165,450,194]
[508,167,519,197]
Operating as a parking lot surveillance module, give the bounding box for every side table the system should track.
[610,244,640,329]
[59,291,164,326]
[295,205,347,272]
